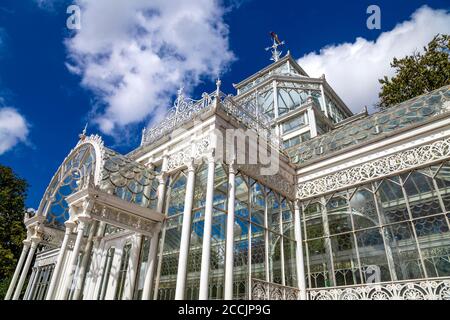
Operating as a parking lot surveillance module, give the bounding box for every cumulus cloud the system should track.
[65,0,235,135]
[0,107,29,155]
[298,6,450,113]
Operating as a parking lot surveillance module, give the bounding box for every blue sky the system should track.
[0,0,449,209]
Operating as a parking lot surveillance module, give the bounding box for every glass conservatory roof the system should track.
[288,85,450,166]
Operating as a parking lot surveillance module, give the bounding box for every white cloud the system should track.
[65,0,235,135]
[298,6,450,113]
[0,107,29,155]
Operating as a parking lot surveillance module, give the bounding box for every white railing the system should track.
[141,90,215,146]
[307,278,450,300]
[141,91,281,149]
[251,279,300,300]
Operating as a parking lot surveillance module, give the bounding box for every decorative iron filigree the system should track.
[251,278,300,300]
[141,89,214,146]
[307,279,450,300]
[297,136,450,199]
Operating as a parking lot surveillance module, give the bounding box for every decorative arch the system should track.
[36,135,105,229]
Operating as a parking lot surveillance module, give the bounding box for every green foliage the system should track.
[378,34,450,109]
[0,164,28,298]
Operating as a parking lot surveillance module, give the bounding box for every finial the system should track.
[265,31,285,62]
[215,78,221,96]
[177,86,184,98]
[79,123,88,140]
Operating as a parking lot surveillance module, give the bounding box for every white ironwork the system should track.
[307,279,450,300]
[297,136,450,199]
[221,95,280,148]
[251,279,300,300]
[141,90,214,146]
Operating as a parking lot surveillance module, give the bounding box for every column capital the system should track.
[157,172,167,185]
[186,158,196,172]
[64,219,76,232]
[206,151,215,164]
[22,239,31,247]
[228,162,237,174]
[30,235,41,247]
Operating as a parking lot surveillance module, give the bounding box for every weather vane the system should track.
[265,31,285,62]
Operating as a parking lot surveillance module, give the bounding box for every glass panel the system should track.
[209,210,226,300]
[98,247,115,300]
[356,228,392,283]
[350,186,381,229]
[306,238,329,288]
[281,113,307,134]
[330,233,360,286]
[268,230,283,284]
[284,238,297,287]
[258,89,274,119]
[115,243,132,300]
[233,218,249,300]
[250,223,266,281]
[278,87,308,115]
[385,222,425,280]
[133,236,150,299]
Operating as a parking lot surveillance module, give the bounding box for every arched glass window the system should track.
[41,144,96,228]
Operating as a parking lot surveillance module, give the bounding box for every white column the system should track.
[307,107,318,138]
[320,83,328,117]
[199,155,215,300]
[4,240,31,300]
[175,159,196,300]
[13,237,40,300]
[85,221,106,299]
[142,172,166,300]
[73,221,98,300]
[224,163,236,300]
[45,220,75,300]
[126,234,142,300]
[141,231,160,300]
[23,267,37,300]
[294,201,307,300]
[60,217,90,300]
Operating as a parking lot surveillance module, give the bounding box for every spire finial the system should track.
[215,78,221,96]
[177,86,184,98]
[79,123,88,140]
[265,31,285,62]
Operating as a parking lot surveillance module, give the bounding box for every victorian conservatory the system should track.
[4,46,450,300]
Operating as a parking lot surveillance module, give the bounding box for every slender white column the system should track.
[175,159,196,300]
[142,172,166,300]
[5,241,31,300]
[23,267,37,300]
[85,221,106,299]
[141,231,160,300]
[45,220,75,300]
[73,221,98,300]
[60,218,90,300]
[293,201,306,300]
[199,155,216,300]
[13,238,39,300]
[224,163,236,300]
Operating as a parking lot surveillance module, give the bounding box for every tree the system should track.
[0,164,28,298]
[378,34,450,109]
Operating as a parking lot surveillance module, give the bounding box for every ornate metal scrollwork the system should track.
[251,279,300,300]
[307,279,450,300]
[298,136,450,199]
